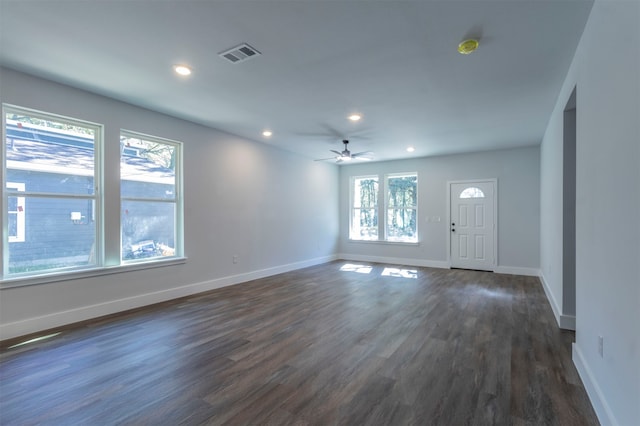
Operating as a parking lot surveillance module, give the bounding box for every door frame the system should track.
[446,179,498,270]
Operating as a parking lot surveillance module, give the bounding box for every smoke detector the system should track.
[458,39,479,55]
[218,43,261,63]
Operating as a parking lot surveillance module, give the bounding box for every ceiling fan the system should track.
[315,140,373,163]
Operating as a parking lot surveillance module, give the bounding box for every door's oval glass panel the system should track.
[460,187,485,199]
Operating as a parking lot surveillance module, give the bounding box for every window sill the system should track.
[348,239,420,246]
[0,257,188,289]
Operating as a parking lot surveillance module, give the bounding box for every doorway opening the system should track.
[562,87,577,330]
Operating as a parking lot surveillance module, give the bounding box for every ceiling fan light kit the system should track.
[316,139,372,163]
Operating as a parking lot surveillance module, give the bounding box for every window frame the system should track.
[349,175,380,241]
[1,104,186,285]
[384,172,418,243]
[349,172,419,244]
[119,129,184,263]
[2,105,103,278]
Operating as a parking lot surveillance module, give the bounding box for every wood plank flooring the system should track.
[0,261,599,425]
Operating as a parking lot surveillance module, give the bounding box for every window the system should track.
[350,176,379,240]
[6,182,25,242]
[350,172,418,243]
[460,187,485,198]
[120,131,181,261]
[2,105,184,281]
[386,173,417,242]
[3,106,101,275]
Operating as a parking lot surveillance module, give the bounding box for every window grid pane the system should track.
[386,208,417,242]
[121,200,176,260]
[351,208,378,240]
[460,187,485,198]
[5,114,95,196]
[7,196,97,274]
[120,134,176,200]
[353,177,378,208]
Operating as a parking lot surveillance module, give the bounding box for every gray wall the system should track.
[338,147,541,274]
[539,1,640,424]
[0,68,340,339]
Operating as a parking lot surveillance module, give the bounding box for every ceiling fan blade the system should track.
[314,156,340,161]
[320,123,347,139]
[329,150,342,156]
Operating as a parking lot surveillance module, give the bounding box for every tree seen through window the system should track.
[386,174,417,241]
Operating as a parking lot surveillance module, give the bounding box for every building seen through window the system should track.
[2,106,183,278]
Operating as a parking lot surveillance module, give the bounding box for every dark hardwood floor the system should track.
[0,261,599,425]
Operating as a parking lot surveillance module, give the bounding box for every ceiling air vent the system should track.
[218,43,261,64]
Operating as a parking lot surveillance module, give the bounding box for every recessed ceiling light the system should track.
[458,39,479,55]
[407,146,416,153]
[173,64,192,76]
[348,114,362,122]
[262,130,272,137]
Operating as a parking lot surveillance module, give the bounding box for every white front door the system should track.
[450,180,496,271]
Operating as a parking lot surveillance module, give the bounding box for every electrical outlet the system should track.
[598,335,604,358]
[233,255,239,264]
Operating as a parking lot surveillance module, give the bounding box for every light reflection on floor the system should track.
[477,287,511,299]
[381,267,418,279]
[8,332,61,349]
[340,263,373,274]
[340,263,418,279]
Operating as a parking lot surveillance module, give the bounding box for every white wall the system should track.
[338,147,540,275]
[539,1,640,424]
[0,68,340,340]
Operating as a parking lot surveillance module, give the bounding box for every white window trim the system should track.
[0,256,187,288]
[349,172,418,244]
[1,106,187,284]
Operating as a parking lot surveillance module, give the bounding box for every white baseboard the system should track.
[573,343,618,426]
[494,266,540,276]
[337,254,544,279]
[538,271,576,330]
[559,314,576,330]
[539,271,562,327]
[336,253,450,269]
[0,255,337,341]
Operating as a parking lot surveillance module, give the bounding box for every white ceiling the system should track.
[0,0,593,163]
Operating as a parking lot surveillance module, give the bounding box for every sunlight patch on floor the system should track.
[381,267,418,279]
[340,263,373,274]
